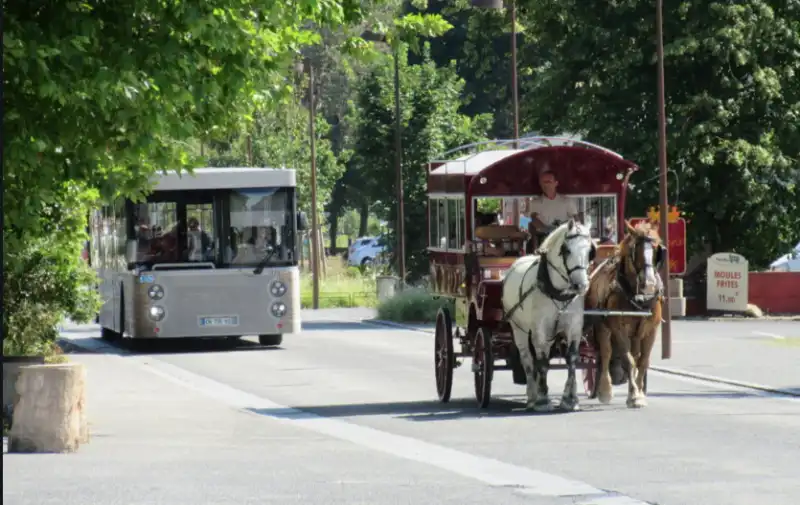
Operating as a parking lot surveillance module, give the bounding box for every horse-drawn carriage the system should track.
[427,136,667,411]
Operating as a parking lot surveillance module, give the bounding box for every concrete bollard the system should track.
[9,363,89,453]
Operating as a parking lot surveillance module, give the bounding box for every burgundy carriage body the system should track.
[426,137,639,343]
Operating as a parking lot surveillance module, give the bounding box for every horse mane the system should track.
[538,220,571,253]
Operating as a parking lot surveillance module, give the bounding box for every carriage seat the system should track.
[472,225,529,258]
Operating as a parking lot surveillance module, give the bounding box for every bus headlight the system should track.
[149,305,166,321]
[271,302,287,318]
[148,284,165,300]
[270,280,287,297]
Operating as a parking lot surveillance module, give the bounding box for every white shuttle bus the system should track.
[89,167,306,346]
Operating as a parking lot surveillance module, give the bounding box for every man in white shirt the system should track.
[528,167,579,233]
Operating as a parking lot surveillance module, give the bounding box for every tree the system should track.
[348,43,493,280]
[521,0,800,268]
[2,0,370,349]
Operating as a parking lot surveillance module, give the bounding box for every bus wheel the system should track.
[258,334,283,347]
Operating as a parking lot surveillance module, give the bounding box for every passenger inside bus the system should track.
[186,217,213,262]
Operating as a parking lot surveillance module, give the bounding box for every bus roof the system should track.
[152,167,296,191]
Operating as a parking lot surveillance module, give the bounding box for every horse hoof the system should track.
[626,396,647,409]
[597,391,613,405]
[532,399,553,412]
[559,398,581,412]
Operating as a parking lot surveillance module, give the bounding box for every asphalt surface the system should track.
[4,309,799,505]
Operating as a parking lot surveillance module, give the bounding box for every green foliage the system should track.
[204,101,344,216]
[3,184,100,356]
[348,43,492,281]
[4,1,367,237]
[376,288,454,323]
[521,0,800,268]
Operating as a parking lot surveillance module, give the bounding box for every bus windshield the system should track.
[227,188,295,267]
[127,187,297,270]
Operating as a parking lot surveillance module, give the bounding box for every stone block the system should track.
[9,363,89,453]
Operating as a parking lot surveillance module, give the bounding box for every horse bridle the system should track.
[539,230,596,290]
[617,234,663,307]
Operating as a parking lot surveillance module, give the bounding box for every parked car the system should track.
[347,236,387,268]
[769,241,800,272]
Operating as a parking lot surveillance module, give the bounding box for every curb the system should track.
[364,319,800,398]
[649,366,800,398]
[362,319,435,334]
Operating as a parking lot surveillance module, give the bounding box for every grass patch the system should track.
[376,288,454,324]
[300,257,378,308]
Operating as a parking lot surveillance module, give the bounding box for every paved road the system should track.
[5,310,799,505]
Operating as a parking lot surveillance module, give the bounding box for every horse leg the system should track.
[618,337,646,408]
[595,323,614,404]
[635,321,658,402]
[531,344,552,412]
[558,337,581,411]
[513,327,538,409]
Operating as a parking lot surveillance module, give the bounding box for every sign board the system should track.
[706,252,749,312]
[629,217,687,276]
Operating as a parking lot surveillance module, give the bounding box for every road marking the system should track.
[61,333,653,504]
[753,331,786,340]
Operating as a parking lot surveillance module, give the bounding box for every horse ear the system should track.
[625,220,636,235]
[568,218,575,230]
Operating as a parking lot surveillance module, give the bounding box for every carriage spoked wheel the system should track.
[582,355,601,399]
[473,327,494,409]
[434,307,455,403]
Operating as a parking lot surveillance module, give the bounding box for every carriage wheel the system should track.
[473,327,494,409]
[582,356,601,399]
[434,308,455,403]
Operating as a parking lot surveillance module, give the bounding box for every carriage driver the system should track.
[525,165,580,252]
[527,165,580,234]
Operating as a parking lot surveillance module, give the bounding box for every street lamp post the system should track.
[296,58,320,310]
[471,0,520,224]
[655,0,672,359]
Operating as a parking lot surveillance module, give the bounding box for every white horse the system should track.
[501,219,596,412]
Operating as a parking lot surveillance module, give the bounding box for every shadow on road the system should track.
[247,396,612,422]
[300,321,394,333]
[647,389,800,399]
[59,335,283,356]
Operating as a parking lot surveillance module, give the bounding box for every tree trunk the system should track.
[328,207,340,254]
[358,202,369,237]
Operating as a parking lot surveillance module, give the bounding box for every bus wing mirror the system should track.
[297,211,309,231]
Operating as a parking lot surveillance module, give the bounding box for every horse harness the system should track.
[502,231,594,325]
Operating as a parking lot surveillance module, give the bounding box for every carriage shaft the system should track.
[571,309,653,317]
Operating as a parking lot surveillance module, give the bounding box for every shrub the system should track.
[376,288,454,323]
[3,184,100,357]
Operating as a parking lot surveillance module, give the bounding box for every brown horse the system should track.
[586,220,665,408]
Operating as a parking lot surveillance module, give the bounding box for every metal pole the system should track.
[656,0,671,359]
[510,0,521,227]
[394,47,406,286]
[308,62,320,310]
[510,0,519,146]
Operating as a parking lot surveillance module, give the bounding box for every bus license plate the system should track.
[199,316,239,327]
